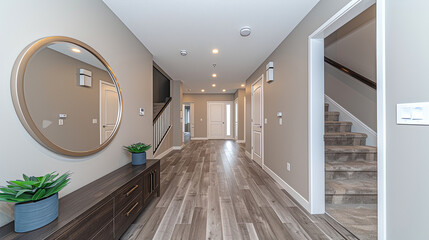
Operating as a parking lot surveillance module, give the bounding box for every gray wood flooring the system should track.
[121,140,357,240]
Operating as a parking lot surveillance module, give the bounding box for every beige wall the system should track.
[25,48,114,152]
[325,4,376,81]
[234,89,245,141]
[245,0,352,201]
[0,0,153,227]
[385,1,429,238]
[183,94,234,138]
[324,5,377,130]
[171,80,183,146]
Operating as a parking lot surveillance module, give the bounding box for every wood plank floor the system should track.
[121,140,357,240]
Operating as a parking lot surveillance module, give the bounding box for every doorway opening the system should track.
[182,103,194,144]
[308,0,385,239]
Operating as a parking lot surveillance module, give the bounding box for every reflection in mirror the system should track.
[13,38,122,155]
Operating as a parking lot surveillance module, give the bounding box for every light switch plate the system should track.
[397,102,429,125]
[139,108,144,116]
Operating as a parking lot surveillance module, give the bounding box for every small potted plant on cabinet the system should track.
[0,172,71,233]
[124,142,152,165]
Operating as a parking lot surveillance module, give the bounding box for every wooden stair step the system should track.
[324,132,367,146]
[325,121,352,132]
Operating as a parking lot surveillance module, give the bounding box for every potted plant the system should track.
[124,142,151,165]
[0,172,71,233]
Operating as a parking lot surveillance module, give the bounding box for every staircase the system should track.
[153,98,172,154]
[324,103,377,239]
[154,102,166,119]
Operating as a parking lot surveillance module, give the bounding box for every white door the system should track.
[100,81,118,144]
[190,103,195,138]
[251,76,263,166]
[234,98,239,140]
[208,102,225,139]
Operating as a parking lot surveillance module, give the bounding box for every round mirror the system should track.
[11,36,122,156]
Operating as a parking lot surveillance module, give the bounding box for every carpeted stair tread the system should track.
[325,132,367,137]
[326,179,377,195]
[325,145,376,153]
[326,160,377,172]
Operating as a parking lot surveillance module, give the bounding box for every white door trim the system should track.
[307,0,385,239]
[234,97,239,140]
[207,101,234,139]
[251,75,264,167]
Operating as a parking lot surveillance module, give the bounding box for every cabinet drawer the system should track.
[114,177,142,215]
[91,220,113,240]
[53,199,113,240]
[114,193,143,239]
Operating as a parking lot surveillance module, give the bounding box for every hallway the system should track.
[122,140,357,239]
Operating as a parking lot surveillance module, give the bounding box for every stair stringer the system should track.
[325,94,376,146]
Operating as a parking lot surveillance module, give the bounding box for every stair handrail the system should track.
[324,57,376,90]
[153,97,172,123]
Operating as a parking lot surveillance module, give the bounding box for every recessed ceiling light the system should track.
[180,50,188,56]
[71,48,81,53]
[212,49,219,54]
[212,73,217,78]
[222,89,226,92]
[212,84,216,87]
[240,26,252,37]
[201,89,205,92]
[241,84,245,87]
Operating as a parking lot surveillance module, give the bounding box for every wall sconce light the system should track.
[266,62,274,83]
[79,69,92,87]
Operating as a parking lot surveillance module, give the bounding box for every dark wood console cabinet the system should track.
[0,159,160,240]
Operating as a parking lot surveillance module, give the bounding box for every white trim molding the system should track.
[325,95,377,146]
[307,0,376,215]
[245,150,251,159]
[263,165,311,213]
[376,0,386,239]
[172,146,182,150]
[236,140,245,143]
[191,137,208,140]
[153,147,174,160]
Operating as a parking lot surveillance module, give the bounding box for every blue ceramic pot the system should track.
[14,193,59,233]
[132,152,147,165]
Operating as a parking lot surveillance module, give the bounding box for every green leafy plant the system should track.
[0,172,71,203]
[124,142,152,153]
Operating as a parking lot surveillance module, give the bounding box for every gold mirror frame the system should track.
[11,36,123,157]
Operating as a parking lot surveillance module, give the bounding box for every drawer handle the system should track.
[126,202,139,217]
[126,185,139,196]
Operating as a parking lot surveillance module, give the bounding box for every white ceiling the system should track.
[48,43,107,70]
[103,0,319,93]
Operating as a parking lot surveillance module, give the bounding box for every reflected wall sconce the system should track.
[79,69,92,87]
[266,62,274,83]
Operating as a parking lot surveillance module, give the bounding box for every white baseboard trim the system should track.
[245,151,251,159]
[236,140,245,143]
[325,95,377,146]
[191,137,208,140]
[153,147,173,159]
[263,165,311,213]
[172,146,182,150]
